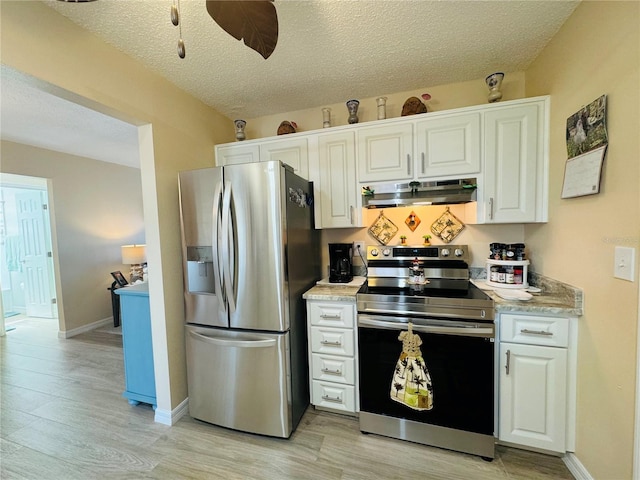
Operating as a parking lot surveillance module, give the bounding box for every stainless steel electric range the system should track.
[356,245,496,460]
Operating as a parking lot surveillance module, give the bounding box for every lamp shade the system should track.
[121,244,146,265]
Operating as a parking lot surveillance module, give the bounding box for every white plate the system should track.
[526,286,542,293]
[471,279,494,291]
[493,288,533,301]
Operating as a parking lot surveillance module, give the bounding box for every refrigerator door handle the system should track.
[221,181,237,313]
[188,329,277,348]
[211,181,226,311]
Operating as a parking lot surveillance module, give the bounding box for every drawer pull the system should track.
[320,314,342,319]
[520,329,553,336]
[505,349,511,375]
[321,340,342,346]
[321,367,342,375]
[322,394,343,404]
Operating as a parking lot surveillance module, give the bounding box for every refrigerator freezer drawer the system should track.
[185,325,293,438]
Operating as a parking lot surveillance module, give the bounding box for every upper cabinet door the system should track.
[317,131,360,229]
[357,123,413,183]
[415,112,481,179]
[215,144,260,166]
[260,137,309,179]
[481,100,548,223]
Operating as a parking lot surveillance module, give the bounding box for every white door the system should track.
[318,131,359,228]
[17,190,56,318]
[215,144,260,166]
[357,122,414,183]
[499,342,567,452]
[260,137,309,179]
[415,112,481,179]
[483,104,540,223]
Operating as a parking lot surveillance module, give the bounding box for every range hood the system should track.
[362,178,477,208]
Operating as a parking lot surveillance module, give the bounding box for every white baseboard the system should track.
[59,317,112,339]
[154,397,189,426]
[564,452,594,480]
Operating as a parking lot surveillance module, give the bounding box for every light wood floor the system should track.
[1,317,575,479]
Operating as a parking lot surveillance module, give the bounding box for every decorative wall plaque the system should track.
[430,207,465,243]
[368,211,399,245]
[404,211,421,231]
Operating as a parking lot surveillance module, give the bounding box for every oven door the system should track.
[358,314,495,437]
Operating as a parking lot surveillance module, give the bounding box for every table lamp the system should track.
[121,244,146,283]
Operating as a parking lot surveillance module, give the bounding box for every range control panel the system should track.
[366,245,469,262]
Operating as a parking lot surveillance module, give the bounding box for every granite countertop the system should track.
[304,272,583,318]
[470,270,583,317]
[303,277,366,302]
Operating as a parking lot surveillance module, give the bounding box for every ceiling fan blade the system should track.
[206,0,279,60]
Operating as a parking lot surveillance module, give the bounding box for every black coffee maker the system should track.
[329,243,353,283]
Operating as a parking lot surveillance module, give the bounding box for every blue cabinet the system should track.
[115,283,156,408]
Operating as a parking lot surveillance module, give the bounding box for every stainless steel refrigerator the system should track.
[178,161,320,438]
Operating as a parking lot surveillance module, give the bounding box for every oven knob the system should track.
[441,248,450,257]
[454,248,464,257]
[382,248,391,256]
[371,248,379,257]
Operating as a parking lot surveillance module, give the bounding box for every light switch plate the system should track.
[614,246,636,281]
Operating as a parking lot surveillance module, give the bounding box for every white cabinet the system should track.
[415,112,481,179]
[260,137,309,179]
[479,98,549,223]
[307,299,358,414]
[215,137,309,179]
[357,112,482,184]
[498,313,573,453]
[316,131,361,228]
[357,122,413,183]
[215,143,260,166]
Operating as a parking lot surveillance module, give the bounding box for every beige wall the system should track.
[1,141,145,332]
[525,2,639,478]
[244,72,525,140]
[1,1,232,414]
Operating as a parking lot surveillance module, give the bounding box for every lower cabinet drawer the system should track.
[310,326,355,356]
[311,353,355,384]
[500,313,569,347]
[312,380,356,413]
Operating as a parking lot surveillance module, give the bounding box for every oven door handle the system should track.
[358,315,494,338]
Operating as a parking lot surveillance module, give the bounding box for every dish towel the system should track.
[390,322,434,411]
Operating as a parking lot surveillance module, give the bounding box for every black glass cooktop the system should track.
[358,278,491,301]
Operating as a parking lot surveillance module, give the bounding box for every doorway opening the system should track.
[0,173,58,334]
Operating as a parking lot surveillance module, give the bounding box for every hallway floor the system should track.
[1,317,575,479]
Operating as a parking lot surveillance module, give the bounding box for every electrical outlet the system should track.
[614,246,636,281]
[353,241,365,255]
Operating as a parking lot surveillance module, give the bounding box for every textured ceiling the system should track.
[44,0,580,120]
[2,0,580,166]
